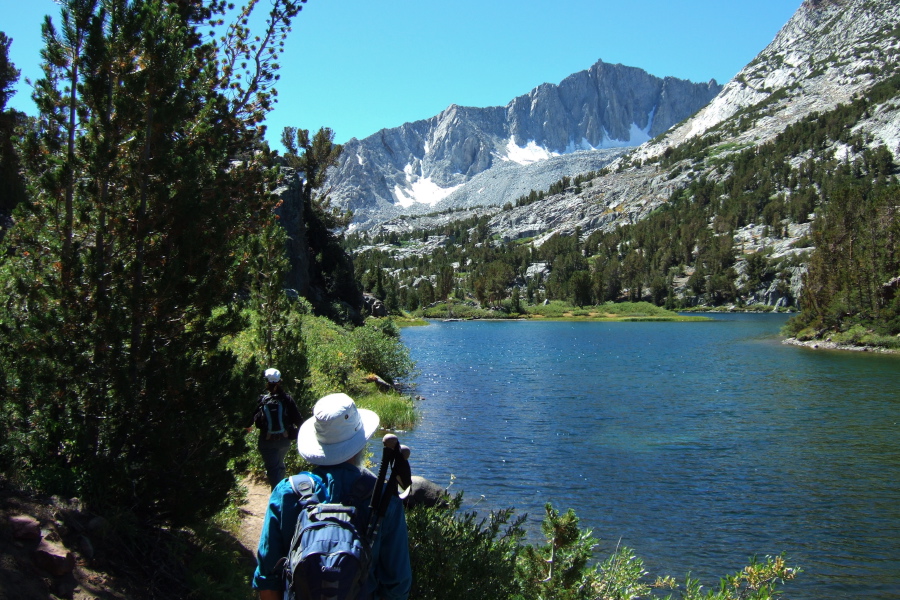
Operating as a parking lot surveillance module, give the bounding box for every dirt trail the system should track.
[235,476,272,556]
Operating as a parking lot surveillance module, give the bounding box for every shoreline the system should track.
[782,337,900,354]
[426,315,710,323]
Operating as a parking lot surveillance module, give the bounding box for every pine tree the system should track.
[0,0,306,525]
[0,31,25,217]
[515,504,600,600]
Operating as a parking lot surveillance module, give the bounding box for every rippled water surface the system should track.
[398,314,900,600]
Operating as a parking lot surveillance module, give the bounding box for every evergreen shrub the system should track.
[406,494,525,600]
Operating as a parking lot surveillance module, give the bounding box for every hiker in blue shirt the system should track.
[245,368,304,489]
[253,393,412,600]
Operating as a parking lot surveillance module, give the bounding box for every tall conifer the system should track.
[0,0,305,525]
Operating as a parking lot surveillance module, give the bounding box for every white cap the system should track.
[264,368,281,383]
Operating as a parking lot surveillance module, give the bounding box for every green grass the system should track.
[394,314,429,327]
[830,325,900,350]
[182,523,255,600]
[413,300,709,321]
[420,302,501,319]
[526,301,706,321]
[356,388,418,431]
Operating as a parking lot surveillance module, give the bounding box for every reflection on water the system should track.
[398,314,900,600]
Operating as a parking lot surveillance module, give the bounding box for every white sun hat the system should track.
[297,393,380,465]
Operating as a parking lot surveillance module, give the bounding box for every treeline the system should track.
[349,76,900,335]
[787,157,900,338]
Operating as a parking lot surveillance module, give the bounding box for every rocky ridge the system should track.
[327,60,721,229]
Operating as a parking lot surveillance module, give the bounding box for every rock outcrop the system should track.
[273,171,311,296]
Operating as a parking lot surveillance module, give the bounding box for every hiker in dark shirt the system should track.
[245,368,303,489]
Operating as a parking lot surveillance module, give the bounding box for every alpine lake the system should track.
[395,313,900,600]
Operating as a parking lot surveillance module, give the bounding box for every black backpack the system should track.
[256,393,288,439]
[283,473,374,600]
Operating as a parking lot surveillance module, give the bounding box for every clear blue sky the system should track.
[3,0,800,146]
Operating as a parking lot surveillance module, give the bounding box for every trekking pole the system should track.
[374,445,408,517]
[366,438,412,546]
[366,434,398,541]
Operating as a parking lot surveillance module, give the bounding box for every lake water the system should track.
[398,314,900,600]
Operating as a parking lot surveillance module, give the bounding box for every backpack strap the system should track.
[274,474,320,581]
[346,471,376,511]
[288,473,320,507]
[342,471,377,600]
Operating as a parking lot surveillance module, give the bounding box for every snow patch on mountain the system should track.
[601,121,654,148]
[502,138,560,165]
[326,59,722,228]
[393,169,464,208]
[504,118,654,166]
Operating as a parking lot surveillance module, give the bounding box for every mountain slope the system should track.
[488,0,900,244]
[327,60,721,228]
[639,0,900,160]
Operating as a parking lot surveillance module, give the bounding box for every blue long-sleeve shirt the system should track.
[252,462,411,600]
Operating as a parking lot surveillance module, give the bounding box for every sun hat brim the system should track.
[297,406,380,466]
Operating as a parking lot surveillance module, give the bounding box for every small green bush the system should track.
[419,302,496,319]
[351,319,418,384]
[596,301,674,317]
[406,500,798,600]
[515,504,601,600]
[832,325,900,350]
[406,494,525,600]
[301,315,357,397]
[832,324,870,345]
[527,301,570,318]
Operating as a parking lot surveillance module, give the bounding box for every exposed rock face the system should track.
[32,539,75,576]
[569,0,900,237]
[10,514,42,540]
[362,293,387,317]
[505,62,716,149]
[273,172,311,296]
[328,60,721,228]
[437,148,627,211]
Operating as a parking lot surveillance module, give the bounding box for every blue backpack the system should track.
[284,473,374,600]
[257,393,288,439]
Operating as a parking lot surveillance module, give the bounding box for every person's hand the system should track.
[258,590,281,600]
[244,427,253,433]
